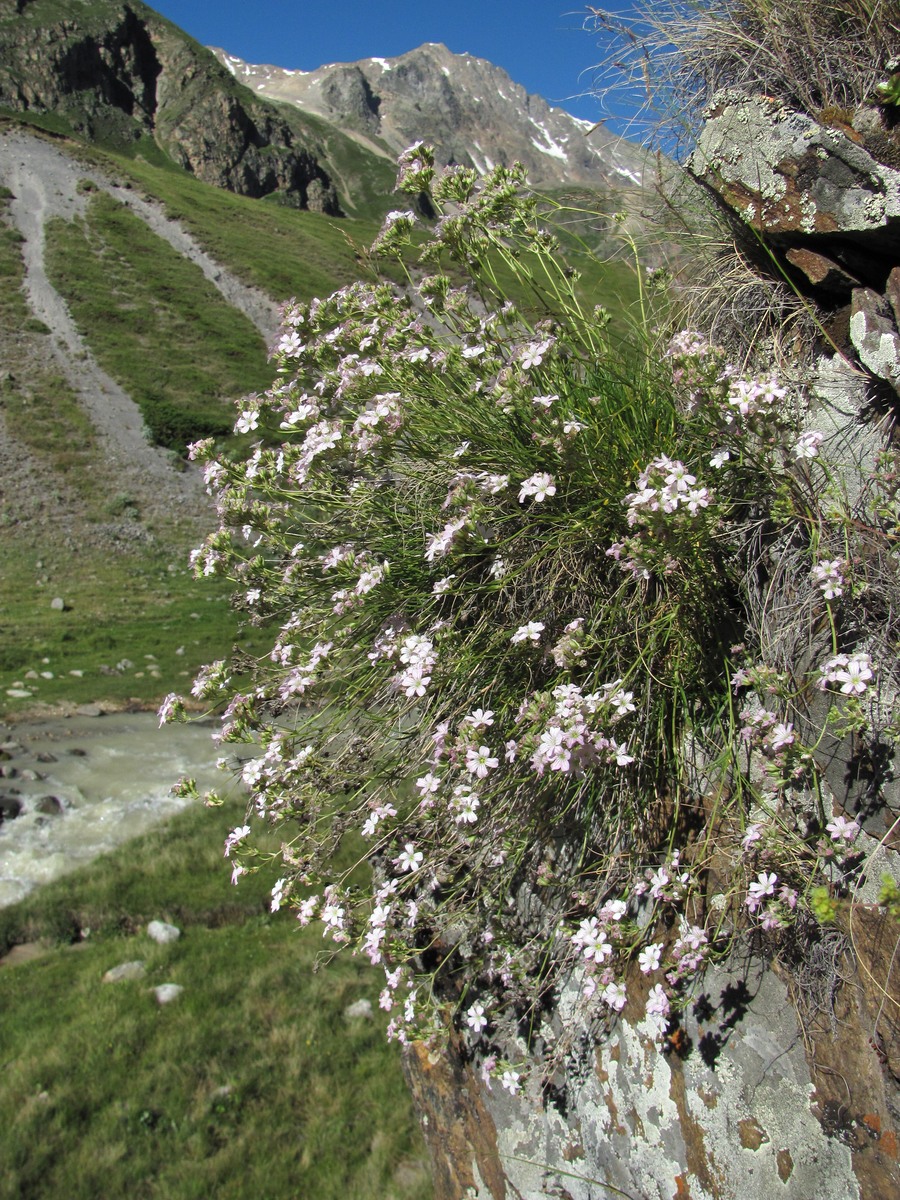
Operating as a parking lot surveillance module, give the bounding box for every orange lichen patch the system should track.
[402,1034,507,1200]
[673,1174,693,1198]
[668,1055,721,1195]
[739,1118,769,1151]
[776,1148,794,1182]
[861,1112,882,1136]
[696,1086,719,1110]
[562,1136,586,1164]
[880,1131,899,1159]
[601,1086,628,1137]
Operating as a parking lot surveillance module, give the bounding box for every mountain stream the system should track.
[0,712,227,908]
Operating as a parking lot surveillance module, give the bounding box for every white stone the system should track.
[152,984,184,1004]
[344,998,374,1020]
[146,920,181,944]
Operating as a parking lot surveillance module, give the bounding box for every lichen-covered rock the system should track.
[689,93,900,309]
[691,93,900,242]
[405,943,900,1200]
[850,288,900,393]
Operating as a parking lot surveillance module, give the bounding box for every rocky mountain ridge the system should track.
[0,1,648,218]
[211,40,648,192]
[0,0,352,211]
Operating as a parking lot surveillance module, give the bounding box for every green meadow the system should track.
[0,796,431,1200]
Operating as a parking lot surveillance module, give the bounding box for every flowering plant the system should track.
[165,147,900,1084]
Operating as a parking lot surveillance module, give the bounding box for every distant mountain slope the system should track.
[212,41,648,192]
[0,0,395,214]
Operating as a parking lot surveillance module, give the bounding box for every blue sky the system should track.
[149,1,633,125]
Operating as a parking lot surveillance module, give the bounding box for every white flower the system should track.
[270,878,288,913]
[768,722,794,752]
[638,942,663,974]
[415,772,441,795]
[500,1069,522,1095]
[520,338,552,370]
[394,842,424,873]
[518,472,556,503]
[572,917,612,963]
[826,815,860,842]
[746,871,778,912]
[812,559,844,600]
[464,708,495,729]
[235,409,259,434]
[601,981,627,1011]
[836,655,873,696]
[511,621,545,644]
[794,431,823,459]
[646,983,670,1017]
[224,824,250,857]
[466,1002,489,1033]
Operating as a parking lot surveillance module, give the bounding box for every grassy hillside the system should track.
[103,145,390,298]
[0,192,98,484]
[44,189,272,451]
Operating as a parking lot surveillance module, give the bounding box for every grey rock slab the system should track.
[691,92,900,238]
[850,286,900,391]
[103,960,146,983]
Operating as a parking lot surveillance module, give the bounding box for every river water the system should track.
[0,712,226,907]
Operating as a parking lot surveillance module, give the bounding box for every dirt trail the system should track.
[0,128,278,520]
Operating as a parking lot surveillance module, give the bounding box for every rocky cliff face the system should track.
[211,41,649,192]
[400,87,900,1200]
[0,0,341,211]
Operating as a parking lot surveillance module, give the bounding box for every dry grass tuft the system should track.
[585,0,900,148]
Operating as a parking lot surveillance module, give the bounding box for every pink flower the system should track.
[466,745,499,778]
[826,815,860,842]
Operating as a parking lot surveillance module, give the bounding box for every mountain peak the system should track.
[210,41,648,191]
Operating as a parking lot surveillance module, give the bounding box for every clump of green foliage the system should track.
[165,148,900,1088]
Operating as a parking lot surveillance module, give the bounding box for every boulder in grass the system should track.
[103,961,146,983]
[146,920,181,945]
